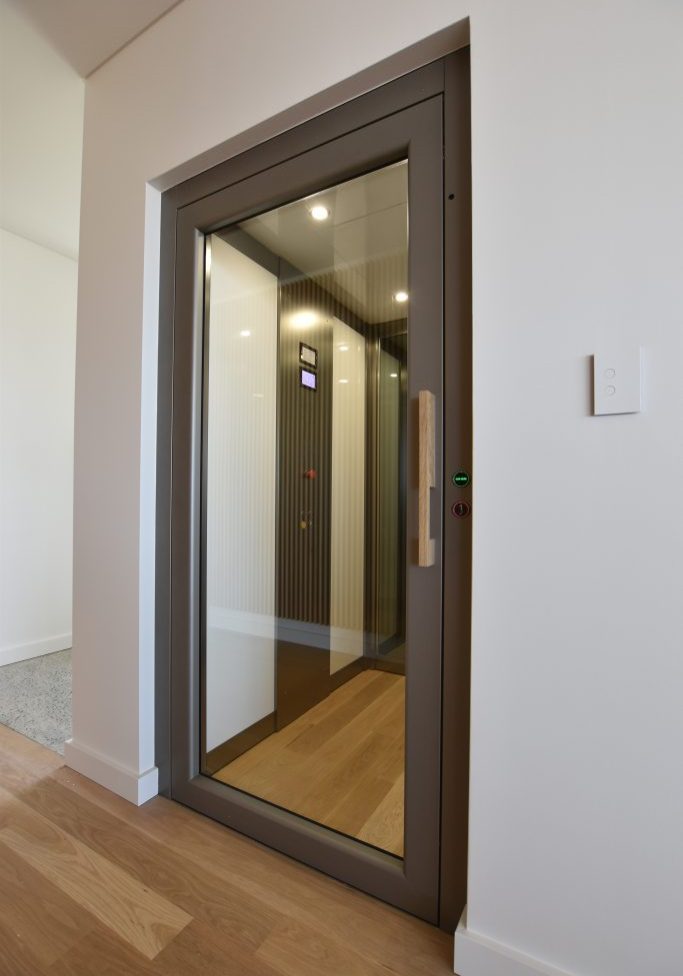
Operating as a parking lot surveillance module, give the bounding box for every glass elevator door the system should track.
[202,162,409,858]
[167,83,460,922]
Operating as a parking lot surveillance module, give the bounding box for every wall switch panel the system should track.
[593,347,641,416]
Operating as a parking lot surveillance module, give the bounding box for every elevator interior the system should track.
[201,161,409,856]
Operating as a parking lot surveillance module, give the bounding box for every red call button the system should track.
[304,469,317,480]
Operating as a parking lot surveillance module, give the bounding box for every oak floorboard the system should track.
[256,916,453,976]
[322,733,403,847]
[0,752,277,952]
[358,772,405,855]
[50,765,451,976]
[286,672,399,756]
[0,844,98,968]
[217,672,394,787]
[0,917,50,976]
[0,721,62,775]
[49,919,284,976]
[47,927,157,976]
[215,670,406,854]
[256,918,391,976]
[0,806,191,960]
[150,919,284,976]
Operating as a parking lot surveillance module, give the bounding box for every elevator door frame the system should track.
[156,51,471,930]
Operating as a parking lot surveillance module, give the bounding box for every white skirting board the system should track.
[0,633,72,667]
[454,910,574,976]
[64,738,158,806]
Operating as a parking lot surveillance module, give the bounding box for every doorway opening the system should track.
[157,50,471,930]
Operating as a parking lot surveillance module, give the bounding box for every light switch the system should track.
[593,347,641,415]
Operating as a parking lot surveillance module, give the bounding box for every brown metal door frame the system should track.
[155,51,471,929]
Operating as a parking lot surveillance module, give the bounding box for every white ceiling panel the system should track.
[242,162,409,324]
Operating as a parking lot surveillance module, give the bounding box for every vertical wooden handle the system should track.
[418,390,436,567]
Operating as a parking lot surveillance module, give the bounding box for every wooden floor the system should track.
[0,722,452,975]
[215,670,405,856]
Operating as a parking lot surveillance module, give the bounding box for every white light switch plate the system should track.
[593,347,641,415]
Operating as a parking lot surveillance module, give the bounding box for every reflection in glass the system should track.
[202,161,408,857]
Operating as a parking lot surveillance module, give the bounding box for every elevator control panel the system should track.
[299,342,318,392]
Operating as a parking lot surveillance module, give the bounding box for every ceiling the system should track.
[11,0,182,76]
[241,161,409,325]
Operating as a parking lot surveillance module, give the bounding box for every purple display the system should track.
[300,368,317,390]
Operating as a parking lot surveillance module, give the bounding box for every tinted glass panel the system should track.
[202,161,408,857]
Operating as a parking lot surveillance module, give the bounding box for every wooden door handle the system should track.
[418,390,436,567]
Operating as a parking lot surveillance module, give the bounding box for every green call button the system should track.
[452,471,470,488]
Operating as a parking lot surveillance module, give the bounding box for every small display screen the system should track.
[299,342,318,367]
[300,368,317,391]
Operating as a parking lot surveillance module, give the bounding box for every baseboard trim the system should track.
[0,633,72,667]
[454,910,574,976]
[64,738,158,806]
[204,712,276,774]
[329,654,367,691]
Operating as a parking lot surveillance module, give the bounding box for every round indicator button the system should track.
[451,501,471,519]
[452,471,470,488]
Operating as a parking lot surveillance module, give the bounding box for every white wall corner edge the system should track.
[0,633,72,668]
[454,910,575,976]
[64,738,159,806]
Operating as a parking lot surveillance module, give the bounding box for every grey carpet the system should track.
[0,649,71,755]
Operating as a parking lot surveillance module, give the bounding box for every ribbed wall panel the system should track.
[277,275,332,627]
[276,254,408,635]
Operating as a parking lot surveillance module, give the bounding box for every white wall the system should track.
[330,318,366,674]
[205,237,277,752]
[0,0,83,666]
[0,0,83,260]
[0,230,77,663]
[69,1,683,974]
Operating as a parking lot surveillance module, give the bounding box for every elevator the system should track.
[157,50,471,928]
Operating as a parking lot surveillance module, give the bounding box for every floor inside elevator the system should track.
[214,669,405,857]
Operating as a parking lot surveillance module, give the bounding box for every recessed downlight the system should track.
[390,372,398,378]
[240,329,251,337]
[291,310,318,329]
[338,343,349,352]
[394,290,409,304]
[310,204,330,221]
[338,378,349,385]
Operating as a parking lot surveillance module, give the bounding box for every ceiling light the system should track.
[338,344,349,352]
[291,310,318,329]
[390,372,398,378]
[310,205,329,221]
[394,290,409,303]
[338,378,349,384]
[240,329,251,337]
